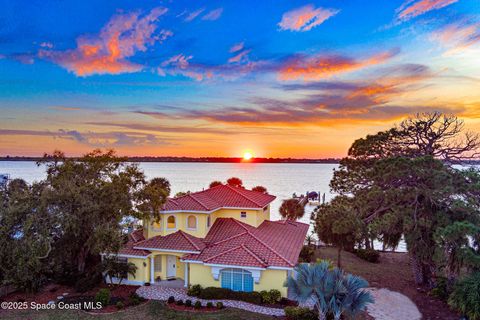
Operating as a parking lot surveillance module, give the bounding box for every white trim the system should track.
[150,256,155,284]
[134,247,200,254]
[205,263,266,271]
[212,266,262,284]
[268,266,293,270]
[101,253,150,259]
[180,259,203,264]
[160,206,264,214]
[184,262,189,287]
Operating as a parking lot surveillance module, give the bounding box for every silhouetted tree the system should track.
[279,198,305,220]
[226,177,243,188]
[252,185,267,193]
[209,181,223,188]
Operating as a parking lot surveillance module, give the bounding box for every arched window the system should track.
[187,215,197,229]
[167,215,176,229]
[220,268,253,292]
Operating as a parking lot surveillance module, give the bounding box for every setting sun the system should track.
[243,152,253,160]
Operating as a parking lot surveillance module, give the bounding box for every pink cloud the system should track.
[202,8,223,21]
[158,54,213,81]
[431,20,480,54]
[278,5,339,32]
[230,42,244,53]
[396,0,459,21]
[184,8,205,22]
[39,7,170,76]
[228,49,251,63]
[278,49,399,81]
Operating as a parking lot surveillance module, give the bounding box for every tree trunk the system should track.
[337,247,342,269]
[410,254,436,288]
[77,246,88,274]
[365,237,371,250]
[410,254,424,286]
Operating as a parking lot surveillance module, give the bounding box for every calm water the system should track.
[0,161,408,251]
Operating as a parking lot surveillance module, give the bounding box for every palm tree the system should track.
[285,260,373,320]
[279,198,305,220]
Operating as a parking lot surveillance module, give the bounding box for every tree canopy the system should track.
[279,198,305,221]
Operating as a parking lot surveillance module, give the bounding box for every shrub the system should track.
[354,249,380,263]
[185,299,192,307]
[216,301,224,309]
[167,296,175,304]
[280,297,298,306]
[269,289,281,303]
[95,288,111,307]
[260,290,270,303]
[74,272,102,293]
[116,301,124,309]
[448,272,480,320]
[194,300,202,309]
[187,284,202,297]
[197,286,262,304]
[206,302,213,308]
[284,306,318,320]
[299,245,315,263]
[176,299,184,306]
[428,277,449,301]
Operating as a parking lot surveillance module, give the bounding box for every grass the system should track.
[0,300,276,320]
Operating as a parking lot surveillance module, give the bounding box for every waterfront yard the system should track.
[315,247,459,320]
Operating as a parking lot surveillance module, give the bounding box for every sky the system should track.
[0,0,479,158]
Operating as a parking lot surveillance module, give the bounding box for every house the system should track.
[113,184,309,297]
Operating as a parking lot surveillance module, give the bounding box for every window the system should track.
[154,256,162,272]
[187,215,197,229]
[220,268,253,292]
[116,257,128,278]
[167,215,176,229]
[240,211,247,218]
[207,216,211,228]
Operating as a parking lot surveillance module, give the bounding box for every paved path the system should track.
[136,286,286,316]
[137,286,422,319]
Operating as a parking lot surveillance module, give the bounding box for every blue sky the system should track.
[0,0,479,157]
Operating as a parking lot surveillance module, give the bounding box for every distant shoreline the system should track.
[0,156,341,164]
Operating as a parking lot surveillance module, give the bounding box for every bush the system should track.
[354,249,380,263]
[74,272,102,293]
[284,306,318,320]
[187,284,202,297]
[299,245,315,263]
[176,299,184,306]
[167,296,175,304]
[116,301,124,309]
[280,297,298,306]
[216,301,224,309]
[260,290,270,303]
[448,272,480,320]
[206,302,213,308]
[269,289,281,303]
[194,300,202,309]
[197,286,262,304]
[95,288,111,307]
[185,299,192,307]
[428,277,449,301]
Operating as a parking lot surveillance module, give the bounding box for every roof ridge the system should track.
[204,245,243,263]
[241,244,268,267]
[225,185,263,207]
[230,218,293,266]
[212,231,248,246]
[231,217,254,232]
[247,230,294,267]
[178,230,202,250]
[188,193,210,210]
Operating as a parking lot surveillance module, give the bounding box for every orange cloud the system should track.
[278,49,399,81]
[39,7,170,76]
[278,5,339,32]
[431,20,480,54]
[396,0,458,21]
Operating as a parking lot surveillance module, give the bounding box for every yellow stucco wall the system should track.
[127,257,149,284]
[143,213,210,238]
[254,269,288,297]
[188,263,289,297]
[212,208,261,227]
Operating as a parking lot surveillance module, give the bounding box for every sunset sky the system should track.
[0,0,479,158]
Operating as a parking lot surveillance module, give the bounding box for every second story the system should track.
[143,184,276,239]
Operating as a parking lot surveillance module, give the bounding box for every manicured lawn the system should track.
[315,246,459,320]
[0,300,276,320]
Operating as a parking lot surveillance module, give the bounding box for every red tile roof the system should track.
[133,230,206,253]
[118,229,150,257]
[163,184,276,212]
[183,218,309,269]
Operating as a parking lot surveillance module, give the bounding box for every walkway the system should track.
[136,286,422,319]
[136,286,286,316]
